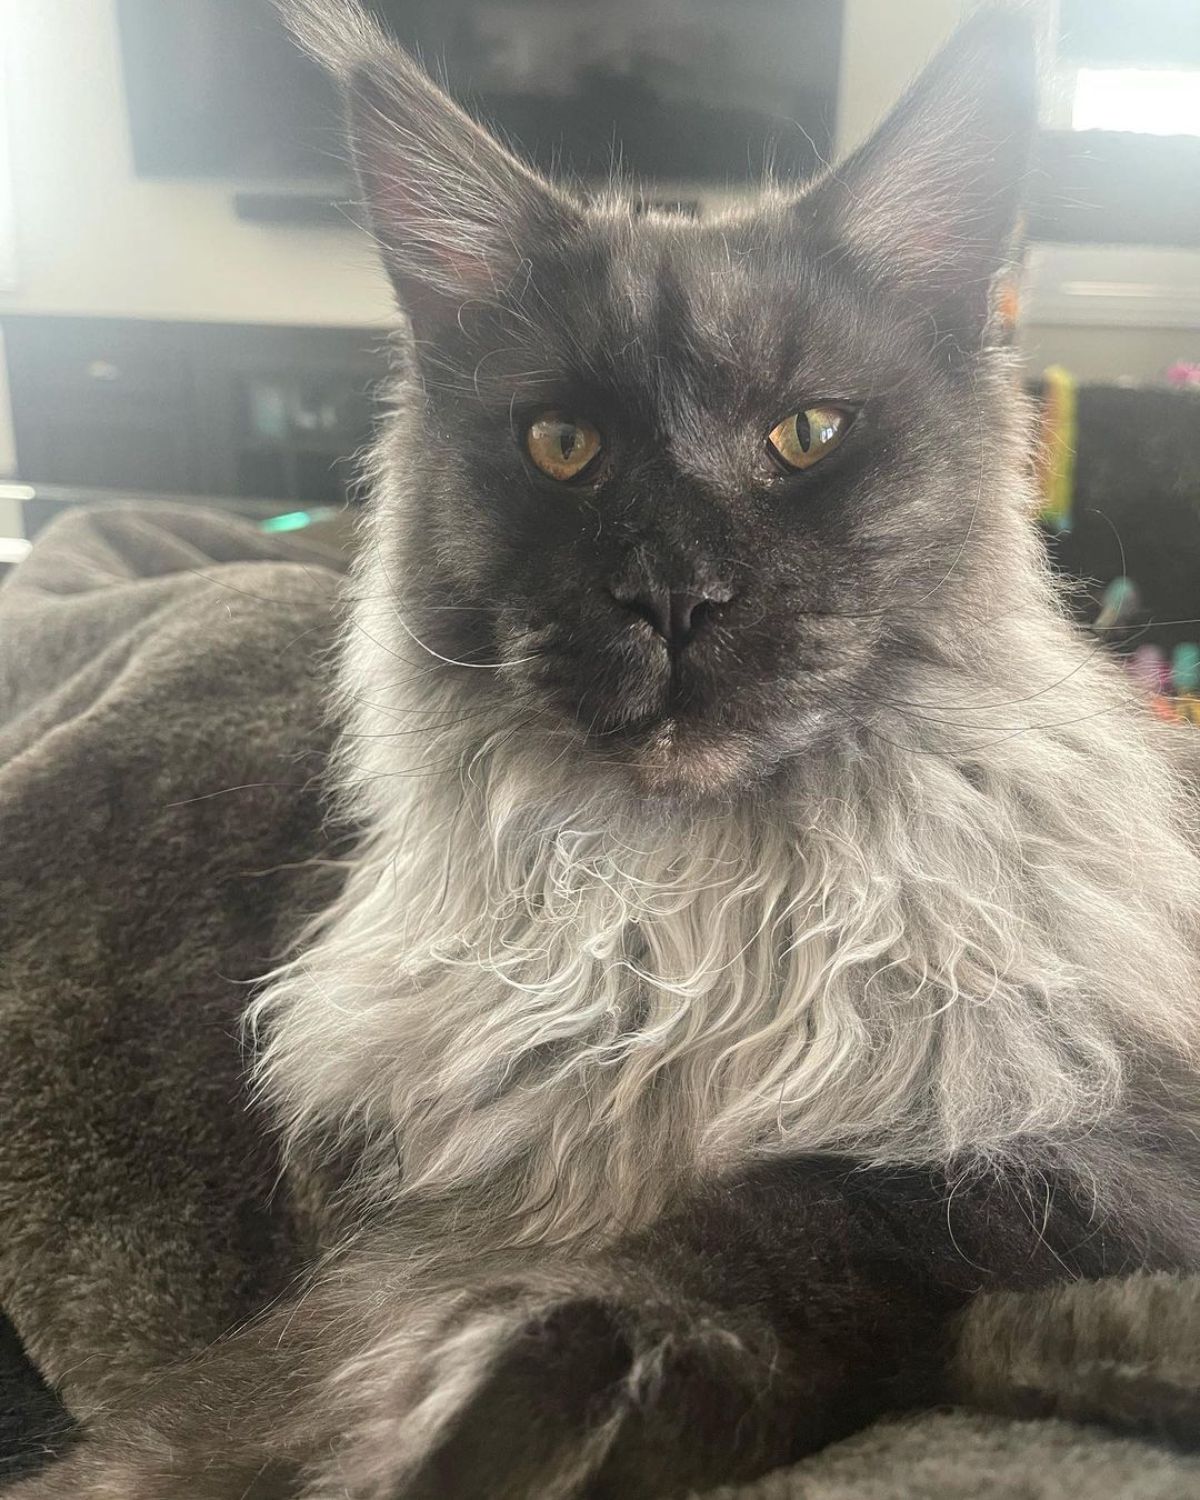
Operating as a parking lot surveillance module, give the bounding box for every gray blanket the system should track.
[1,504,1198,1497]
[0,504,342,1433]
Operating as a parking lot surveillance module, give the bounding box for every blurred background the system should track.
[0,0,1196,672]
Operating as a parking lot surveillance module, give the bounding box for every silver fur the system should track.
[250,384,1200,1251]
[252,0,1200,1259]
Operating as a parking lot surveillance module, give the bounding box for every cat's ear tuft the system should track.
[275,0,583,326]
[274,0,393,78]
[802,8,1038,352]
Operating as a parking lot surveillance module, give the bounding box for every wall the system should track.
[1019,323,1197,383]
[836,0,970,154]
[0,0,393,329]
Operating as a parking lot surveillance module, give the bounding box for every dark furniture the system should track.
[2,317,392,508]
[1040,384,1200,653]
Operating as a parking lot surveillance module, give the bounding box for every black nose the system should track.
[610,581,733,648]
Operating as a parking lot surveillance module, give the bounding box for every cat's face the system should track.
[396,211,1015,798]
[301,4,1035,797]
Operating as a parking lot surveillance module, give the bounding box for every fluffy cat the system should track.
[253,1,1200,1251]
[14,3,1200,1496]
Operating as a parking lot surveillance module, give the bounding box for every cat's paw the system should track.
[311,1279,801,1500]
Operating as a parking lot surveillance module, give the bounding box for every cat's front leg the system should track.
[315,1154,1144,1500]
[4,1440,297,1500]
[307,1274,819,1500]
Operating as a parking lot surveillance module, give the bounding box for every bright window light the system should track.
[1073,68,1200,137]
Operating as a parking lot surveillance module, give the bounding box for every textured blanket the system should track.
[0,504,344,1476]
[1,505,1198,1497]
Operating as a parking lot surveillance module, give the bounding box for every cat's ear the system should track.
[276,0,583,326]
[801,9,1037,351]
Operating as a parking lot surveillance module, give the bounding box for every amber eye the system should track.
[526,412,603,481]
[766,406,850,472]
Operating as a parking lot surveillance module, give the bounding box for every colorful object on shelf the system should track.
[1172,642,1200,695]
[1118,634,1200,727]
[1094,576,1139,635]
[1174,697,1200,726]
[1130,645,1168,698]
[1165,362,1200,390]
[259,506,338,534]
[994,275,1021,341]
[1035,365,1077,536]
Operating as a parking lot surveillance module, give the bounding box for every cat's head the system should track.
[286,3,1038,800]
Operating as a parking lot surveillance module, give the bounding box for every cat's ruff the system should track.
[252,515,1200,1246]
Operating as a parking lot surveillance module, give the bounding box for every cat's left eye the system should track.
[526,412,603,481]
[766,406,851,472]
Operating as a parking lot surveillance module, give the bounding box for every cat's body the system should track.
[258,487,1200,1249]
[251,3,1200,1260]
[9,4,1200,1496]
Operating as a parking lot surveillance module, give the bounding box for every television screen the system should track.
[116,0,843,187]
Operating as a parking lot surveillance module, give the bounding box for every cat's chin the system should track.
[613,718,760,802]
[599,708,837,802]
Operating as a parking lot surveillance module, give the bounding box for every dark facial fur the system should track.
[337,8,1036,798]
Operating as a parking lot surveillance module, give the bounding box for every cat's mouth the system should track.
[535,635,767,797]
[513,618,799,796]
[578,677,838,798]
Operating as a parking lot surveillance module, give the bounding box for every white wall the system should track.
[0,329,14,482]
[0,0,393,328]
[836,0,970,154]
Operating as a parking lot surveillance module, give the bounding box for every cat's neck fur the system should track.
[252,452,1200,1249]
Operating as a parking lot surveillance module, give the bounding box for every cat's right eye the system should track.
[766,406,851,473]
[525,412,603,482]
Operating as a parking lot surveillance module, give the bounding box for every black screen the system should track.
[116,0,842,186]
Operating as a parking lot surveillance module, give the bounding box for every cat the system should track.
[13,3,1200,1496]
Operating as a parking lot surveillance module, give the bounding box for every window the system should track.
[1072,68,1200,138]
[1057,0,1200,139]
[1023,0,1200,248]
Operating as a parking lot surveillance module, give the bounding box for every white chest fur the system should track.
[252,626,1200,1247]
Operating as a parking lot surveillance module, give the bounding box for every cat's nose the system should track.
[610,581,733,649]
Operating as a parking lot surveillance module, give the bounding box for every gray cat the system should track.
[7,3,1200,1496]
